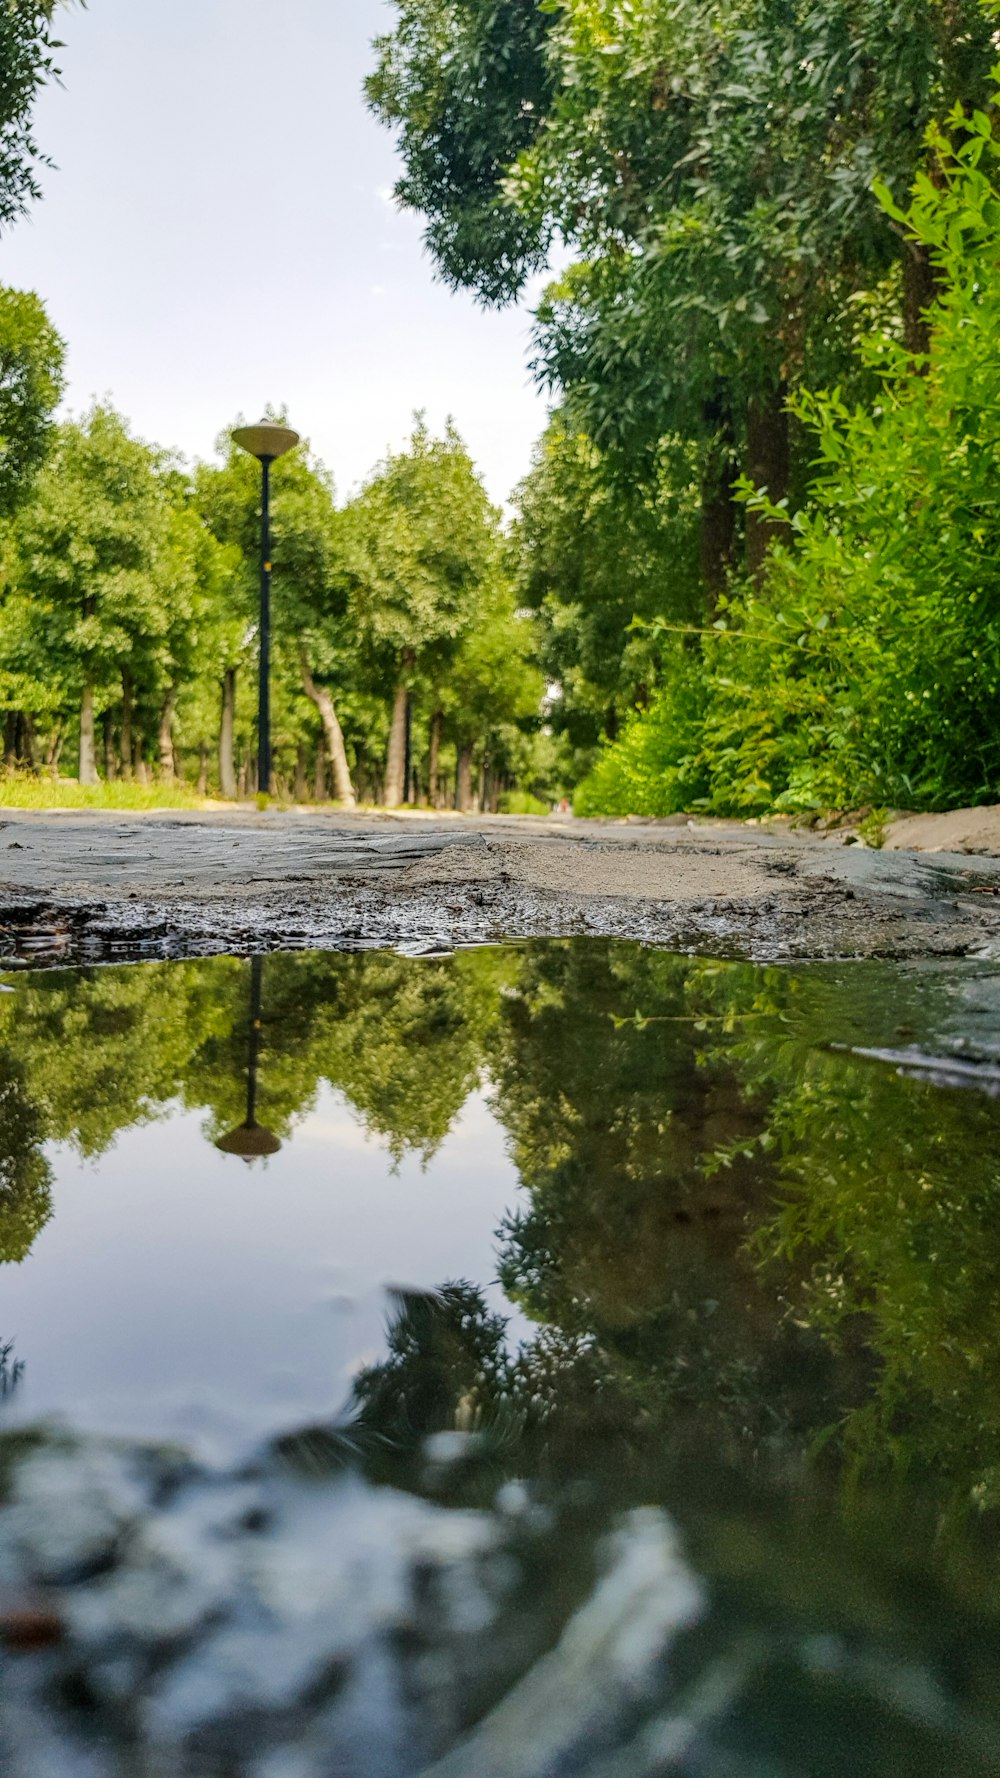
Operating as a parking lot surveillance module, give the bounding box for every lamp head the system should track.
[231,420,300,463]
[216,1121,282,1163]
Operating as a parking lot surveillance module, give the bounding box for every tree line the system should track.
[0,7,549,809]
[0,403,547,807]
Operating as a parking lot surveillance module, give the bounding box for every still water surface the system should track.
[2,939,1000,1480]
[3,940,1000,1771]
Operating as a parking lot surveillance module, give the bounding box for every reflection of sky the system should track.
[0,1087,527,1463]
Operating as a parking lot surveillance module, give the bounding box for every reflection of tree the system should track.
[352,1282,510,1450]
[0,1051,52,1263]
[487,943,1000,1520]
[489,942,848,1464]
[0,1337,24,1398]
[315,950,512,1162]
[185,949,513,1162]
[0,947,517,1261]
[0,961,235,1158]
[690,963,1000,1514]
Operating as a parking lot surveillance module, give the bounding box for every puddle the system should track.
[2,939,1000,1775]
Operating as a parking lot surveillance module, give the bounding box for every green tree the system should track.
[510,412,701,774]
[366,0,556,304]
[370,0,995,591]
[443,587,543,810]
[0,7,69,554]
[4,405,181,783]
[342,418,507,806]
[0,287,64,520]
[0,0,66,232]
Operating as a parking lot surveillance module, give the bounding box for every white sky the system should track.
[0,0,553,504]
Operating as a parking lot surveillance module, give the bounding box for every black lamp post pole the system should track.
[258,456,273,797]
[231,421,299,801]
[246,953,263,1129]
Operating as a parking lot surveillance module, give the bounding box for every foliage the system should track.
[579,90,1000,816]
[343,419,502,678]
[572,638,708,815]
[366,0,555,303]
[509,413,701,771]
[372,0,1000,820]
[0,287,64,516]
[0,0,67,234]
[0,1049,51,1263]
[698,97,1000,812]
[3,405,186,725]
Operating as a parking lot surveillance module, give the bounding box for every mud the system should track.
[1,808,999,964]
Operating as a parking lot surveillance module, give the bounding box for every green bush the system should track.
[574,641,709,816]
[498,789,551,816]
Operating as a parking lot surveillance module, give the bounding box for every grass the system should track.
[0,776,206,811]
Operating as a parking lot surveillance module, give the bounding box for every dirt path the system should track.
[1,807,999,964]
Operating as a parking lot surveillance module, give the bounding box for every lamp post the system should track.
[231,419,300,797]
[215,956,282,1163]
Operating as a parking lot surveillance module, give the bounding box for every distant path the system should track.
[1,807,999,964]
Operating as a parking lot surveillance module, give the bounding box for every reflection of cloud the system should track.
[295,1114,377,1152]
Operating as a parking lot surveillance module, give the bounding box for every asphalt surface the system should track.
[1,808,999,964]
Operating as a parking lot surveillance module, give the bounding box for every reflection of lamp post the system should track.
[215,956,282,1164]
[231,419,300,797]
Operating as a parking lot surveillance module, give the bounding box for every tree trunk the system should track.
[197,746,209,796]
[457,744,474,813]
[313,731,327,802]
[103,712,117,781]
[298,643,356,808]
[700,451,738,606]
[120,669,133,780]
[238,758,248,799]
[745,385,790,581]
[699,395,738,607]
[428,709,443,807]
[384,677,408,807]
[3,712,16,768]
[219,669,237,799]
[79,682,99,785]
[903,242,937,363]
[46,722,64,772]
[134,733,149,784]
[22,715,36,772]
[158,689,176,782]
[294,742,309,803]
